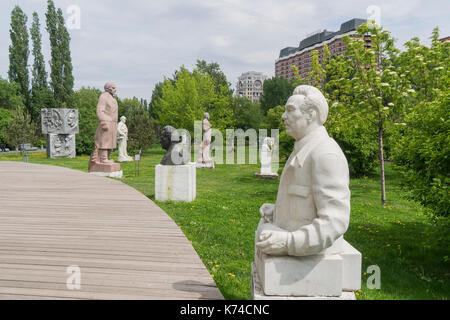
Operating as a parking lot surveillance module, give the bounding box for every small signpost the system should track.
[134,149,142,177]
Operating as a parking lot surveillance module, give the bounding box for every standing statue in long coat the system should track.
[89,82,119,168]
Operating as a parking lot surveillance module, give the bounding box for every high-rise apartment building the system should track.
[236,71,267,103]
[275,18,369,81]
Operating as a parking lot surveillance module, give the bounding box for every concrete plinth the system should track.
[89,170,123,179]
[196,161,214,169]
[253,239,361,298]
[155,163,196,202]
[89,162,121,173]
[254,172,278,179]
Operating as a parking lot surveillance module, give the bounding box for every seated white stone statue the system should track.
[116,116,133,162]
[253,85,360,299]
[256,85,350,256]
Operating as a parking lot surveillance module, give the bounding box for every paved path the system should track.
[0,161,223,300]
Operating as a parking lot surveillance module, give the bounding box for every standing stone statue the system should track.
[116,116,133,162]
[41,108,79,159]
[88,82,121,177]
[255,137,278,179]
[252,85,361,299]
[196,112,214,168]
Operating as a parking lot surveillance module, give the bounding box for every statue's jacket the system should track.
[94,92,118,149]
[274,125,351,256]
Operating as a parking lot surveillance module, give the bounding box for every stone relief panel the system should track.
[41,109,79,134]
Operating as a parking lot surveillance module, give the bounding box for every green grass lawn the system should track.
[1,149,449,300]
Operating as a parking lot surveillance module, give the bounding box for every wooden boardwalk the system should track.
[0,161,223,300]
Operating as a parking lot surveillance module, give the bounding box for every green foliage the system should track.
[30,12,53,118]
[153,66,234,136]
[0,77,24,110]
[195,59,231,94]
[8,5,29,110]
[46,0,74,106]
[0,108,13,146]
[119,97,157,153]
[71,87,102,155]
[3,105,40,148]
[392,92,449,217]
[231,97,264,130]
[260,77,294,114]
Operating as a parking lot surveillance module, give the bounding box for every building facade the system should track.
[236,71,267,103]
[275,18,369,82]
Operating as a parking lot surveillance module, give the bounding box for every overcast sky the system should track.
[1,0,449,99]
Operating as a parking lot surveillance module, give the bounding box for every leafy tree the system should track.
[0,77,24,110]
[4,105,39,149]
[391,28,449,217]
[46,0,74,106]
[8,5,30,110]
[57,8,74,103]
[334,23,408,205]
[46,0,63,104]
[30,12,53,117]
[0,108,14,146]
[232,97,264,130]
[71,87,102,155]
[153,66,233,136]
[195,59,231,94]
[260,77,294,114]
[393,92,449,217]
[119,98,157,153]
[149,81,164,120]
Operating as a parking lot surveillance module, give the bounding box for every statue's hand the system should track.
[256,225,288,255]
[259,203,275,223]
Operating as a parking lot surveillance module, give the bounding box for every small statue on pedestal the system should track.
[116,116,133,162]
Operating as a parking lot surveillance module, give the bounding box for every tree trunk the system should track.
[378,121,386,206]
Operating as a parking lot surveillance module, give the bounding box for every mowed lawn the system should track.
[1,149,449,300]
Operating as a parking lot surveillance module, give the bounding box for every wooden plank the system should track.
[0,161,222,300]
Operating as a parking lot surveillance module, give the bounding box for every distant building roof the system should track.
[279,18,367,58]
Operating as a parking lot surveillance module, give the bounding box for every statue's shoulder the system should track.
[311,136,346,163]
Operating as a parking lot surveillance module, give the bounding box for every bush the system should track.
[392,92,449,217]
[0,108,13,146]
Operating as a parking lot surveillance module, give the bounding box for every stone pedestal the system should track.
[252,234,361,299]
[89,161,122,179]
[155,163,196,202]
[254,172,278,179]
[46,134,76,159]
[196,160,214,169]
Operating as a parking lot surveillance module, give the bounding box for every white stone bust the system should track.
[116,116,133,162]
[256,85,350,256]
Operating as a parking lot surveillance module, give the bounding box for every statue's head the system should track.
[159,125,181,150]
[203,112,210,120]
[263,137,274,147]
[282,85,328,140]
[104,82,117,96]
[120,116,126,123]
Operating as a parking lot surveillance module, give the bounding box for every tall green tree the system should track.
[195,59,231,94]
[336,23,408,205]
[57,8,74,102]
[260,77,294,114]
[8,5,30,111]
[30,11,53,117]
[0,77,24,110]
[46,0,74,106]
